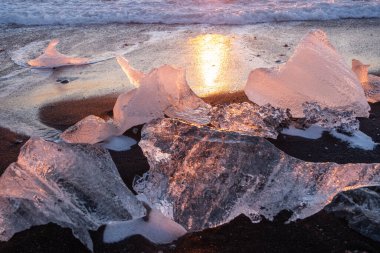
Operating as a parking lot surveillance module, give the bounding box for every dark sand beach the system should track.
[1,92,380,252]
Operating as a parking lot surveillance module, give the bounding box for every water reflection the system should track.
[189,34,233,95]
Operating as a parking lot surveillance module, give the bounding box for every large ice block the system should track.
[0,138,145,251]
[134,118,380,232]
[244,30,370,118]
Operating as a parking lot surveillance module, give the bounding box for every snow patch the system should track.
[103,209,186,244]
[330,130,377,150]
[101,135,137,151]
[281,125,325,140]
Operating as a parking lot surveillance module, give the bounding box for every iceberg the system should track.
[27,39,89,68]
[134,118,380,232]
[209,102,290,139]
[352,59,380,103]
[244,30,370,118]
[0,138,146,251]
[62,57,211,144]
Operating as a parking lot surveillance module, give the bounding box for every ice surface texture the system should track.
[210,102,290,139]
[302,102,359,134]
[0,138,145,251]
[61,57,211,144]
[326,187,380,242]
[244,30,370,118]
[27,39,89,68]
[135,118,380,232]
[352,59,380,103]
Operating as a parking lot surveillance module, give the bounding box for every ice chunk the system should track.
[210,102,290,139]
[244,30,370,118]
[330,130,377,150]
[27,39,89,68]
[101,135,137,151]
[326,187,380,242]
[134,118,380,232]
[351,59,380,103]
[0,138,145,251]
[103,208,187,244]
[61,57,211,144]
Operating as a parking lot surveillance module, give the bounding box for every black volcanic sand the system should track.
[0,127,28,174]
[0,93,380,252]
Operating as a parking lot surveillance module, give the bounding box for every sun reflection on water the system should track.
[189,34,232,95]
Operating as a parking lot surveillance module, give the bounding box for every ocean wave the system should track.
[1,0,380,26]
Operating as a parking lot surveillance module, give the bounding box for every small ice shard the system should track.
[302,102,359,134]
[103,208,187,244]
[210,102,290,139]
[27,39,89,68]
[330,130,377,150]
[281,125,325,140]
[352,59,380,103]
[244,30,370,118]
[61,57,211,144]
[134,118,380,232]
[101,135,137,151]
[0,138,145,251]
[352,59,370,84]
[326,187,380,242]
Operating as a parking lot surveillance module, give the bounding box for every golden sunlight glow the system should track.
[189,34,232,95]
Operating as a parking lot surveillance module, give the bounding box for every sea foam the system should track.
[1,0,380,26]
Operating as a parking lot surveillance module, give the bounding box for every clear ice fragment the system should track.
[210,102,290,139]
[0,138,145,251]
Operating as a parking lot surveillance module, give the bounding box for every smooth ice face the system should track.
[27,39,89,68]
[134,118,380,232]
[0,138,145,251]
[351,59,380,103]
[244,30,370,118]
[61,57,211,144]
[210,102,290,139]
